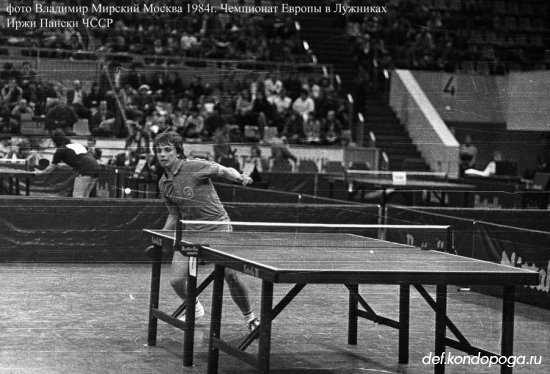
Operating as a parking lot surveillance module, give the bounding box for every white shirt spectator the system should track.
[269,93,292,113]
[264,76,283,99]
[181,33,198,50]
[292,93,315,120]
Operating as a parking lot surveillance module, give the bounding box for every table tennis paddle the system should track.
[36,158,50,171]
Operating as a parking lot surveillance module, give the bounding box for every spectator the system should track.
[20,62,37,84]
[242,145,268,187]
[269,88,292,115]
[234,89,254,134]
[21,80,44,114]
[89,100,116,137]
[0,135,12,157]
[282,71,302,100]
[263,72,282,100]
[134,84,156,117]
[84,82,105,110]
[66,80,91,120]
[251,90,274,140]
[10,99,34,134]
[282,111,304,143]
[182,107,205,140]
[125,123,151,157]
[204,105,226,139]
[170,107,187,136]
[2,78,24,109]
[212,124,235,163]
[268,129,297,172]
[459,134,478,175]
[321,110,342,145]
[121,63,147,91]
[304,112,322,144]
[180,29,199,56]
[292,89,315,121]
[44,96,78,135]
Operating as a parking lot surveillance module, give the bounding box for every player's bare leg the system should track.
[171,251,258,329]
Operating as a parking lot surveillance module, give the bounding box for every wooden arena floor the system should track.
[1,263,548,374]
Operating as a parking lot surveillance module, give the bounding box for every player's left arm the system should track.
[218,165,252,186]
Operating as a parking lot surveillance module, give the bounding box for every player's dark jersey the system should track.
[52,143,100,177]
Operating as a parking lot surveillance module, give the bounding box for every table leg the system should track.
[347,284,358,345]
[183,256,198,367]
[147,245,163,346]
[25,176,30,195]
[15,176,20,195]
[501,286,515,374]
[399,284,410,364]
[434,285,447,374]
[207,265,225,374]
[258,280,273,374]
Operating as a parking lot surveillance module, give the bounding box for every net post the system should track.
[446,226,453,254]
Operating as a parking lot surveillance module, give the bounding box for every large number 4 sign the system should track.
[443,76,456,96]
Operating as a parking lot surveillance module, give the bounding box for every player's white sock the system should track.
[243,311,259,331]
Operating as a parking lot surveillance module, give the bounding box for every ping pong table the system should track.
[143,229,538,374]
[326,172,475,206]
[0,167,35,195]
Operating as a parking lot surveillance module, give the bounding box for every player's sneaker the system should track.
[247,317,260,331]
[178,300,205,322]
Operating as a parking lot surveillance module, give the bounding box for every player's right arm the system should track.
[35,163,57,175]
[162,202,181,230]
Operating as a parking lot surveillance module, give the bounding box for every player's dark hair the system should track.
[153,131,184,157]
[51,129,71,147]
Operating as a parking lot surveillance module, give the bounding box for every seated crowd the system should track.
[3,0,309,65]
[345,0,548,75]
[0,59,350,144]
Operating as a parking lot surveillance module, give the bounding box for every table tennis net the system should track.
[179,220,453,252]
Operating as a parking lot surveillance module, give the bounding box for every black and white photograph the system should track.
[0,0,548,373]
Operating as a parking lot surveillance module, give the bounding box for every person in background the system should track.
[292,89,315,122]
[459,134,478,175]
[2,78,23,109]
[212,124,235,164]
[242,145,268,185]
[182,107,204,140]
[66,79,91,120]
[464,151,502,177]
[44,96,78,135]
[89,100,116,137]
[0,135,12,157]
[35,129,100,198]
[268,129,297,171]
[10,99,34,134]
[321,110,342,145]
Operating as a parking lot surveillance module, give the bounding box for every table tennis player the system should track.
[153,131,259,331]
[34,129,100,198]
